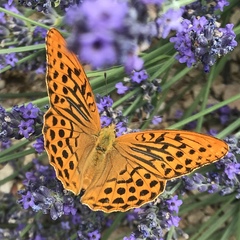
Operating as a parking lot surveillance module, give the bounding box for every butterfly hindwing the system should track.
[81,145,167,212]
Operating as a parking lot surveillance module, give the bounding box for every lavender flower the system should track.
[0,139,11,150]
[96,95,113,112]
[2,158,108,239]
[171,3,237,72]
[124,55,144,74]
[165,195,183,213]
[21,191,35,209]
[5,52,18,67]
[33,135,45,153]
[18,159,68,220]
[156,8,183,39]
[100,115,112,128]
[0,104,43,142]
[115,122,128,137]
[22,103,39,119]
[124,195,183,239]
[152,116,162,125]
[116,69,150,99]
[217,106,231,125]
[96,95,129,136]
[18,0,54,13]
[18,119,35,138]
[224,162,240,180]
[115,70,161,124]
[87,230,101,240]
[215,0,229,11]
[78,32,118,68]
[65,0,154,72]
[115,82,129,94]
[18,158,107,235]
[0,1,48,72]
[131,70,148,84]
[141,0,165,5]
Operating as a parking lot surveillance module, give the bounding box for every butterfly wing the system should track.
[81,130,228,212]
[43,28,101,194]
[114,130,228,179]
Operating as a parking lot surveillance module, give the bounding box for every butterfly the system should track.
[43,28,229,213]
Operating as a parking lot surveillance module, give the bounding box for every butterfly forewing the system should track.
[114,130,229,179]
[45,28,101,134]
[44,28,101,195]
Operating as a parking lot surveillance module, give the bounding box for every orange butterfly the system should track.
[43,28,229,213]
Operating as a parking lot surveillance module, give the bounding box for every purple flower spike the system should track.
[0,104,42,142]
[65,0,151,71]
[171,17,237,72]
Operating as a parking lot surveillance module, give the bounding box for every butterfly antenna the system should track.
[104,72,108,96]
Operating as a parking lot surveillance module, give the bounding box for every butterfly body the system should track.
[43,28,229,212]
[81,125,116,190]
